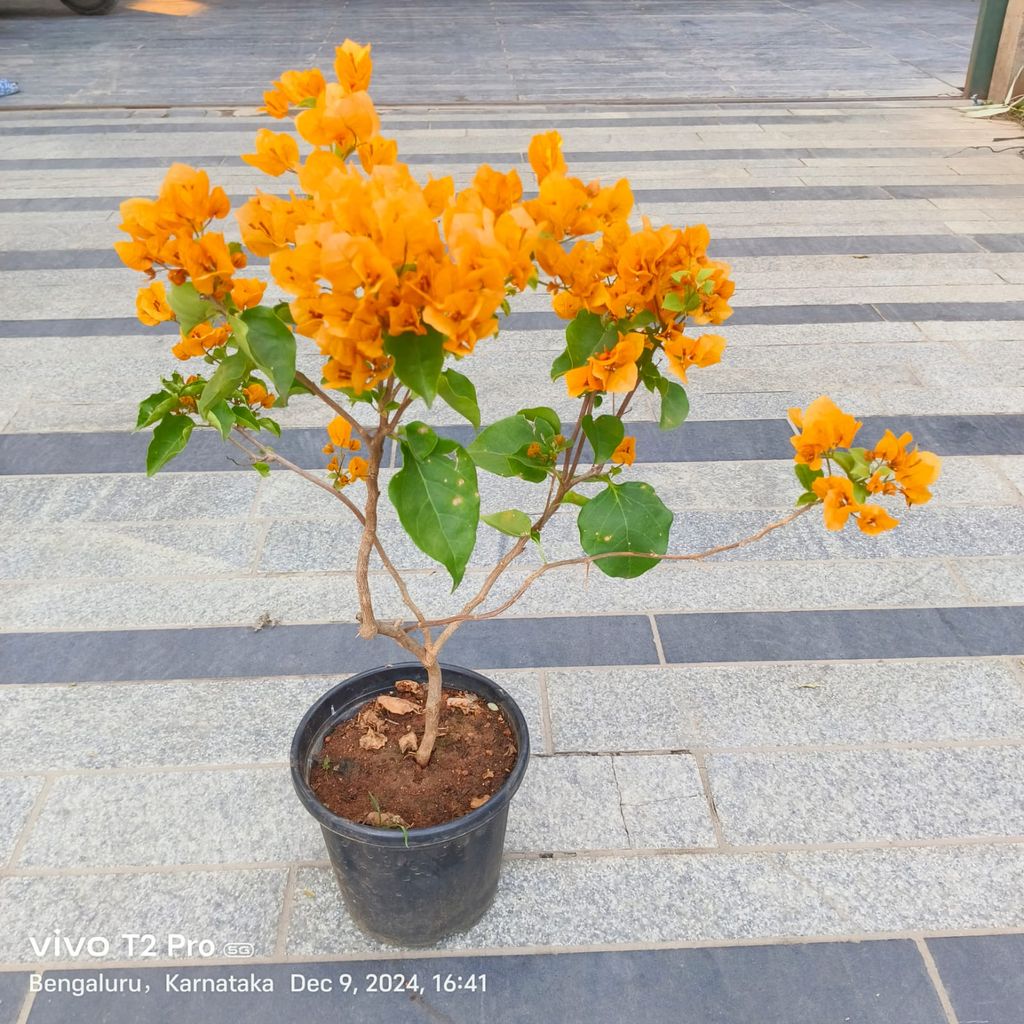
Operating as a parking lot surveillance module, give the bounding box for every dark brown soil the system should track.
[309,680,518,830]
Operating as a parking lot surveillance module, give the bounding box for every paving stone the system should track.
[0,671,543,773]
[546,660,1024,751]
[16,768,322,868]
[0,523,261,581]
[506,756,627,852]
[709,747,1024,845]
[0,870,287,964]
[612,754,717,848]
[0,777,43,865]
[927,933,1024,1024]
[0,974,27,1024]
[955,557,1024,604]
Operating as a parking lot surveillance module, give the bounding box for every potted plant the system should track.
[115,41,942,946]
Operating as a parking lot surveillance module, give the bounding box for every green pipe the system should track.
[966,0,1010,98]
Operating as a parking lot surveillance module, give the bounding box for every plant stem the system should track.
[294,370,371,445]
[415,643,443,767]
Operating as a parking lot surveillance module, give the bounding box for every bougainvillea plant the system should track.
[116,41,942,769]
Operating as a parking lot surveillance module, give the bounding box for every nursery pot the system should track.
[290,662,530,946]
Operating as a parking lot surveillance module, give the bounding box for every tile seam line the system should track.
[9,835,1024,881]
[8,736,1024,779]
[1,927,1023,976]
[914,936,961,1024]
[0,95,965,115]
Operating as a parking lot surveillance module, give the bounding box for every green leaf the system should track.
[260,417,282,438]
[550,310,616,381]
[437,369,481,429]
[795,491,819,507]
[482,509,533,537]
[167,282,217,334]
[577,481,673,579]
[853,481,869,504]
[794,463,823,490]
[402,420,440,461]
[831,451,855,474]
[273,301,296,325]
[467,415,546,481]
[232,405,262,431]
[136,391,177,431]
[519,406,562,434]
[241,306,297,402]
[204,400,235,439]
[198,350,250,417]
[146,414,194,476]
[389,442,480,588]
[252,461,271,477]
[561,490,590,507]
[582,414,624,463]
[384,327,445,405]
[657,379,690,431]
[620,309,657,330]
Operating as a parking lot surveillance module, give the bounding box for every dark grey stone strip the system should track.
[0,615,658,685]
[655,606,1024,665]
[3,414,1021,477]
[926,934,1024,1024]
[0,972,28,1024]
[884,184,1024,199]
[12,299,1019,338]
[971,233,1024,253]
[23,941,949,1024]
[0,233,985,271]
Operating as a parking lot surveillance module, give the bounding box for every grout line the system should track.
[13,984,36,1024]
[915,936,961,1024]
[647,613,667,666]
[5,776,54,870]
[536,670,555,756]
[1,925,1021,975]
[693,751,727,848]
[273,866,297,960]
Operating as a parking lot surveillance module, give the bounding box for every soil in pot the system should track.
[308,679,518,829]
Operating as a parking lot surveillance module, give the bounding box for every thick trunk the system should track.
[415,657,444,767]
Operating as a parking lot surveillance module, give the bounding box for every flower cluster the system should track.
[323,415,368,488]
[789,397,941,535]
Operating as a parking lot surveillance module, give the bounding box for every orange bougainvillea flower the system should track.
[334,39,373,94]
[472,165,523,215]
[242,382,276,408]
[171,322,230,361]
[662,332,725,383]
[135,281,174,326]
[565,332,645,397]
[789,396,862,470]
[528,130,568,184]
[242,130,300,177]
[230,278,267,310]
[812,475,858,531]
[327,415,361,450]
[295,85,380,150]
[178,233,237,297]
[348,456,369,480]
[871,429,941,506]
[855,504,900,535]
[261,88,290,119]
[358,135,399,173]
[612,436,636,466]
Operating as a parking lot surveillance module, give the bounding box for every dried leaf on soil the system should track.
[395,679,423,696]
[356,706,385,731]
[398,731,419,754]
[359,728,387,750]
[446,695,479,714]
[469,795,490,809]
[482,769,494,780]
[363,811,409,828]
[377,695,421,715]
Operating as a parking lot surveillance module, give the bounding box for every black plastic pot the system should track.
[290,662,530,946]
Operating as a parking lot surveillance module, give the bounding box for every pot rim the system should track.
[290,661,530,847]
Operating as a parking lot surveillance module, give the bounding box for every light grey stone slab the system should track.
[0,473,259,524]
[612,754,717,849]
[709,747,1024,846]
[506,756,627,853]
[0,777,43,865]
[996,455,1024,497]
[0,671,545,774]
[16,767,322,869]
[0,522,261,580]
[547,660,1024,753]
[0,869,286,964]
[779,843,1024,934]
[286,850,844,954]
[955,557,1024,604]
